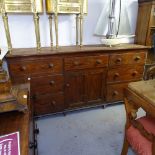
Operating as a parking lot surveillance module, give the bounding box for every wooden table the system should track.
[125,79,155,118]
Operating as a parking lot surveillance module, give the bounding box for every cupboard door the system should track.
[65,71,85,108]
[85,69,106,104]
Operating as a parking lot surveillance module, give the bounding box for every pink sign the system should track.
[0,132,20,155]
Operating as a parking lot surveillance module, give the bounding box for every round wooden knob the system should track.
[49,63,54,68]
[74,61,80,65]
[115,58,122,63]
[134,56,141,61]
[20,66,26,71]
[51,101,56,107]
[113,91,119,96]
[50,80,55,85]
[114,73,120,78]
[66,83,70,87]
[96,59,102,64]
[132,71,138,76]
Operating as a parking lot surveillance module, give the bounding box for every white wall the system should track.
[0,0,138,49]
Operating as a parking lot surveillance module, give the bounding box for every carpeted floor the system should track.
[36,104,138,155]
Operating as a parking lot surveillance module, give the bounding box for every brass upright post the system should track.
[2,12,12,52]
[76,14,79,45]
[33,0,41,50]
[49,15,53,47]
[79,14,83,47]
[80,0,84,47]
[54,13,58,48]
[33,12,41,50]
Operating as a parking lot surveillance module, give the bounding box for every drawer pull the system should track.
[114,73,120,78]
[51,101,56,107]
[96,59,102,64]
[50,80,55,85]
[49,63,54,68]
[132,71,138,76]
[28,77,31,81]
[113,91,119,96]
[115,58,122,63]
[74,61,80,65]
[134,56,141,61]
[66,83,70,87]
[20,66,26,71]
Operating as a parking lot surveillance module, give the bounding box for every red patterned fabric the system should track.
[126,116,155,155]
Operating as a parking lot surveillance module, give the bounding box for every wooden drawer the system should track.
[64,55,108,71]
[106,83,128,102]
[31,75,64,95]
[9,57,63,77]
[58,5,80,13]
[109,51,146,67]
[107,66,144,83]
[33,93,64,116]
[58,0,80,3]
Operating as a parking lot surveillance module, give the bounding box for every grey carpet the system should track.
[36,104,138,155]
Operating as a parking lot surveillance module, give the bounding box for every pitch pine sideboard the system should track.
[6,44,148,116]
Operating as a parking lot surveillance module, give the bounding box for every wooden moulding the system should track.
[138,0,155,4]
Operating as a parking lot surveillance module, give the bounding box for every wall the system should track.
[0,0,138,49]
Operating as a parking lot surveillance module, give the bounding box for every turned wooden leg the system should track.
[121,136,129,155]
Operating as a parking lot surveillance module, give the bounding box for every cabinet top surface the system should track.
[138,0,155,3]
[6,44,149,58]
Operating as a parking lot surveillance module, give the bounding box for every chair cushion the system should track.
[126,116,155,155]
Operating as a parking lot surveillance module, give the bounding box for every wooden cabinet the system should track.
[135,0,155,74]
[6,44,148,116]
[135,0,155,47]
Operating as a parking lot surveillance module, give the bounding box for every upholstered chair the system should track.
[121,66,155,155]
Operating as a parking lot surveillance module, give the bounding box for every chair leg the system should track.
[121,136,129,155]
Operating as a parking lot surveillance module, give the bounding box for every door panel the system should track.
[85,69,106,103]
[65,71,85,108]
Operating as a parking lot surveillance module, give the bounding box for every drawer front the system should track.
[9,57,63,77]
[31,75,64,95]
[64,55,108,71]
[33,93,64,116]
[58,5,80,13]
[59,0,80,3]
[106,83,128,102]
[109,51,146,67]
[107,66,144,83]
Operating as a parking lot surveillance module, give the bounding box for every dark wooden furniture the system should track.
[135,0,155,47]
[0,84,37,155]
[121,80,155,155]
[135,0,155,64]
[6,44,148,116]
